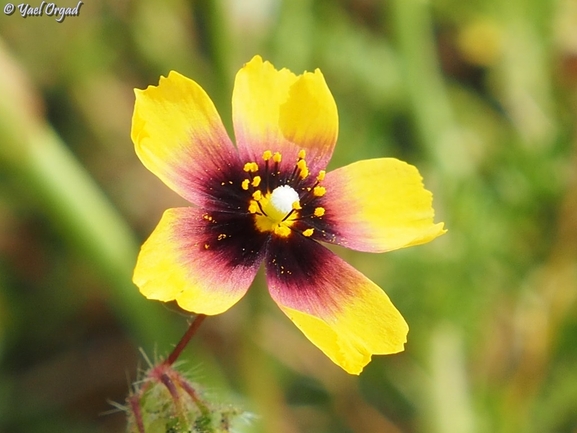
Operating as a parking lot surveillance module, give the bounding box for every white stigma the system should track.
[269,185,300,215]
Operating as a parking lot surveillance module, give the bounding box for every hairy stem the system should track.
[166,315,207,366]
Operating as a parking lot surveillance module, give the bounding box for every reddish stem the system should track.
[165,314,207,366]
[129,393,146,433]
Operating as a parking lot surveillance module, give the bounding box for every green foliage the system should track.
[1,0,576,432]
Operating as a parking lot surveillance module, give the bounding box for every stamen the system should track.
[317,170,326,181]
[248,201,259,214]
[243,162,259,173]
[287,150,310,184]
[251,176,261,187]
[263,152,270,191]
[297,159,309,179]
[274,225,291,237]
[269,152,282,190]
[314,207,325,217]
[313,186,326,197]
[281,211,295,222]
[302,228,314,237]
[241,179,250,190]
[252,190,262,201]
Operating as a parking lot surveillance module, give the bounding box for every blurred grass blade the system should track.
[391,0,464,178]
[0,39,176,349]
[429,324,476,433]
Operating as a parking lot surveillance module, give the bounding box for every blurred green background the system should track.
[1,0,577,432]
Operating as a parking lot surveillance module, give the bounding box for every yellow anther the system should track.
[274,225,291,237]
[204,243,210,249]
[297,159,309,179]
[252,190,262,201]
[317,170,326,181]
[313,186,326,197]
[273,152,282,163]
[248,201,259,214]
[262,150,272,161]
[217,233,227,240]
[298,149,306,159]
[292,201,302,210]
[302,228,314,237]
[314,207,325,217]
[243,162,258,172]
[241,179,250,190]
[251,176,261,187]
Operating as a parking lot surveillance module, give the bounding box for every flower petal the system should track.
[232,55,338,174]
[320,158,446,252]
[265,236,408,374]
[133,207,265,315]
[132,71,240,206]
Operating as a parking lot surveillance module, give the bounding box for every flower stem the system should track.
[165,314,207,366]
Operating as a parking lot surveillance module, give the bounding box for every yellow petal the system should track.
[266,237,408,374]
[132,71,238,205]
[232,55,338,173]
[280,287,408,375]
[133,208,262,315]
[323,158,446,252]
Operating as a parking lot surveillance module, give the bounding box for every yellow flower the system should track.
[131,55,446,374]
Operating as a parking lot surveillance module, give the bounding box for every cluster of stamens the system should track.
[241,149,326,238]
